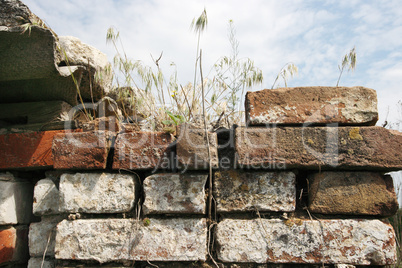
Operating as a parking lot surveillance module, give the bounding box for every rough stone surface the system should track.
[235,126,402,171]
[0,175,33,225]
[58,36,112,100]
[59,173,138,213]
[245,86,378,126]
[28,258,54,268]
[29,216,64,257]
[52,131,110,169]
[143,173,207,214]
[176,124,219,170]
[55,218,207,263]
[0,226,29,265]
[214,170,295,212]
[308,172,399,216]
[33,178,60,216]
[0,130,68,170]
[112,131,173,170]
[216,219,397,265]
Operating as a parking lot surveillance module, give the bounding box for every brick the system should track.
[216,219,397,265]
[308,172,399,216]
[0,226,29,265]
[28,258,54,268]
[143,173,207,214]
[214,170,295,212]
[112,131,173,170]
[176,124,219,170]
[236,126,402,171]
[59,173,138,213]
[52,131,110,169]
[29,216,64,257]
[245,86,378,126]
[0,175,33,225]
[33,178,60,216]
[0,130,69,170]
[55,218,207,263]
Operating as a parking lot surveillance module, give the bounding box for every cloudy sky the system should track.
[23,0,402,126]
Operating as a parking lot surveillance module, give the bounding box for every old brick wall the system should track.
[0,86,401,268]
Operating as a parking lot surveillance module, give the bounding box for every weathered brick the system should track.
[176,124,219,170]
[143,173,207,214]
[28,258,54,268]
[59,173,138,213]
[33,178,60,216]
[236,126,402,171]
[112,131,173,170]
[0,226,29,265]
[29,216,64,257]
[214,170,295,212]
[0,130,69,170]
[0,175,33,225]
[55,218,207,263]
[308,172,399,216]
[216,219,397,265]
[52,131,110,169]
[245,86,378,126]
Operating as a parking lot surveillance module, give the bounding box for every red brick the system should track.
[112,131,173,170]
[245,86,378,126]
[176,124,219,170]
[52,131,110,169]
[0,130,69,170]
[236,126,402,171]
[0,226,29,265]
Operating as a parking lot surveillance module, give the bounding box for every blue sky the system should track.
[23,0,402,127]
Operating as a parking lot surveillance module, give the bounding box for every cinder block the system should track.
[59,173,138,213]
[52,131,111,169]
[0,174,33,225]
[308,172,399,216]
[214,170,295,212]
[28,258,54,268]
[216,218,397,265]
[55,218,207,262]
[33,178,60,216]
[112,131,173,170]
[29,216,64,257]
[0,226,29,265]
[143,173,207,214]
[236,126,402,171]
[245,86,378,126]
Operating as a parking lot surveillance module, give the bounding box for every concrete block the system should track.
[143,173,207,214]
[0,175,33,225]
[214,170,295,212]
[29,216,64,257]
[28,258,54,268]
[55,218,207,263]
[216,218,397,265]
[59,173,138,213]
[33,178,60,216]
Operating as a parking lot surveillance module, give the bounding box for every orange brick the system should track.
[0,227,28,265]
[52,131,110,169]
[0,130,71,170]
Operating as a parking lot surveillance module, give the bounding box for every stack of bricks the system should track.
[0,86,401,267]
